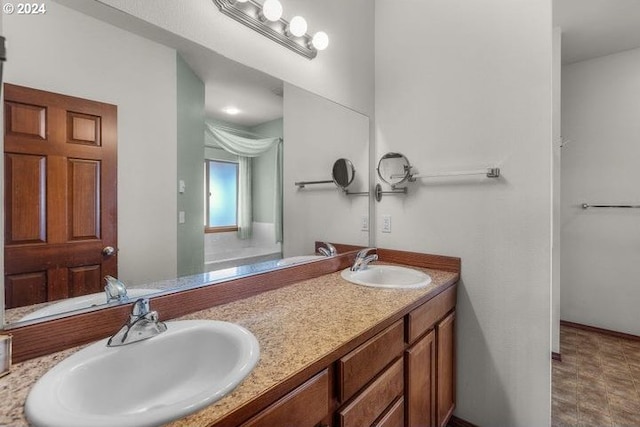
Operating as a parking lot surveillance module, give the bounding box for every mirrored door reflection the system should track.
[1,1,370,327]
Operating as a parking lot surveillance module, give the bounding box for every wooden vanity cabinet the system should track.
[233,284,457,427]
[241,369,331,427]
[406,329,436,426]
[405,286,457,427]
[436,311,456,426]
[335,286,456,427]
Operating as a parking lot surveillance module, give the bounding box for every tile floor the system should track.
[553,324,640,426]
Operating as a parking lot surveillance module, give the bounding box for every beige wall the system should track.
[561,47,640,335]
[375,0,553,424]
[283,83,370,256]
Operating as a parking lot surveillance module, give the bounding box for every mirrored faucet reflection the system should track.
[104,275,128,303]
[350,248,378,271]
[107,298,167,347]
[317,242,337,257]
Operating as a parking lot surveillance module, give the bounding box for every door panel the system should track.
[5,101,47,140]
[68,159,100,240]
[67,111,101,146]
[4,153,46,244]
[5,272,48,307]
[4,83,117,309]
[68,265,102,297]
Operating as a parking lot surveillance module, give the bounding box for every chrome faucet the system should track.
[350,248,379,271]
[104,275,128,303]
[107,298,167,347]
[317,242,337,257]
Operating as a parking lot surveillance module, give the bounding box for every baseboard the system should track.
[448,415,478,427]
[560,320,640,341]
[552,352,562,361]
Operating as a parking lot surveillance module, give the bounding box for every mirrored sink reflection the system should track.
[25,320,260,427]
[19,288,158,322]
[276,255,326,267]
[341,265,432,289]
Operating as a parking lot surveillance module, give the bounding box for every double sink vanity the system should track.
[1,246,460,427]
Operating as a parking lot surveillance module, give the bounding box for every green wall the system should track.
[176,53,205,276]
[250,118,283,223]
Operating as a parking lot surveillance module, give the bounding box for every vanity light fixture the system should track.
[212,0,328,59]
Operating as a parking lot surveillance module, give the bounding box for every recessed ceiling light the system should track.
[223,107,241,115]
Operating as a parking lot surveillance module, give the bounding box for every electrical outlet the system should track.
[361,216,369,231]
[382,215,391,233]
[178,180,186,194]
[178,211,186,224]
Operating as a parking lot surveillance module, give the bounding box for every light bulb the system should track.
[288,16,307,37]
[262,0,283,22]
[312,31,329,50]
[223,106,240,115]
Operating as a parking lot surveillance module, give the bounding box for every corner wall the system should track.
[552,27,562,354]
[176,53,205,277]
[283,83,370,256]
[375,0,553,424]
[561,47,640,335]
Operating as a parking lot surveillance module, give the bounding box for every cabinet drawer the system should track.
[338,357,404,427]
[242,369,329,427]
[406,285,456,343]
[373,396,404,427]
[338,319,404,402]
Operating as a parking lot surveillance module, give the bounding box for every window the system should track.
[205,159,239,233]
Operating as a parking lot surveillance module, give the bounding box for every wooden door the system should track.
[4,84,117,309]
[406,329,436,427]
[437,311,455,427]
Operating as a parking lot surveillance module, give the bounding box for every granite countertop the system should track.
[0,265,457,427]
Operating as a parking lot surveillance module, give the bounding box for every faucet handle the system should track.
[104,275,127,302]
[317,242,337,257]
[356,247,377,258]
[131,298,150,317]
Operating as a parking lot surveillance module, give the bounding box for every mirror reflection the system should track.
[332,158,356,190]
[377,152,413,187]
[2,2,369,327]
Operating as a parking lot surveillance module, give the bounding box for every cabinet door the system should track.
[405,329,436,427]
[437,311,455,427]
[242,370,330,427]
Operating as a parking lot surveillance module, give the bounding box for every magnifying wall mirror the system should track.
[332,158,356,190]
[377,152,413,187]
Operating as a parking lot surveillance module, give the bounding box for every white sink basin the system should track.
[276,255,325,266]
[25,320,260,427]
[341,265,432,289]
[19,288,158,322]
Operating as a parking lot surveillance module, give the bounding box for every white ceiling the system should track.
[57,0,284,128]
[178,48,284,128]
[554,0,640,64]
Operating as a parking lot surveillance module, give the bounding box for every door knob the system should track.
[102,246,117,256]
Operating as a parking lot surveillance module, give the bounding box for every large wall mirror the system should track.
[1,1,370,328]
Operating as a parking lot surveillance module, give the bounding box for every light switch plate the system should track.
[360,216,369,231]
[178,180,186,194]
[0,335,12,378]
[382,215,392,233]
[178,211,186,224]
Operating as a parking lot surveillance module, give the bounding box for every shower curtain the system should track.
[204,124,283,242]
